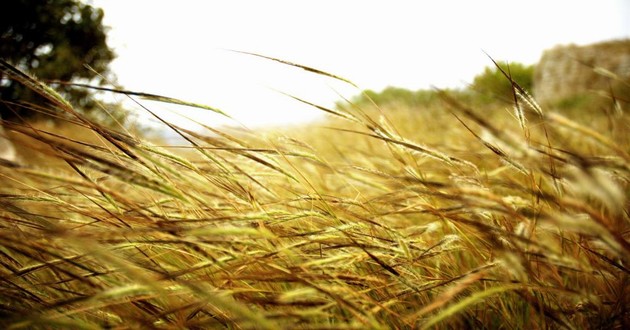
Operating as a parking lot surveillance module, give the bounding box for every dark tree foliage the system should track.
[0,0,115,121]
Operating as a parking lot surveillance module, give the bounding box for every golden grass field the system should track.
[0,59,628,329]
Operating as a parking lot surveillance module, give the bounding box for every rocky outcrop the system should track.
[533,39,630,108]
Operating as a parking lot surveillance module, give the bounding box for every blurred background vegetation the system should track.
[0,0,123,125]
[339,61,535,111]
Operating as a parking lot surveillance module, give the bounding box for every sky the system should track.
[91,0,629,131]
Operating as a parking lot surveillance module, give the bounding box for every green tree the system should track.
[470,61,534,102]
[0,0,116,121]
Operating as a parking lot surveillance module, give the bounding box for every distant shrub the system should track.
[365,87,440,106]
[470,62,534,102]
[336,63,534,112]
[555,94,596,110]
[338,86,458,111]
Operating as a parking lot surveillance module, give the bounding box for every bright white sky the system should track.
[91,0,629,130]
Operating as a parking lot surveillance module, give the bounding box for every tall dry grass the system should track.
[0,58,628,329]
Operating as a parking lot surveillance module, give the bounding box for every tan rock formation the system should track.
[533,39,630,109]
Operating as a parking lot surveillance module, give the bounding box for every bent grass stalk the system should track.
[0,58,628,329]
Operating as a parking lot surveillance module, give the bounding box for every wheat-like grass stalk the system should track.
[0,56,628,329]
